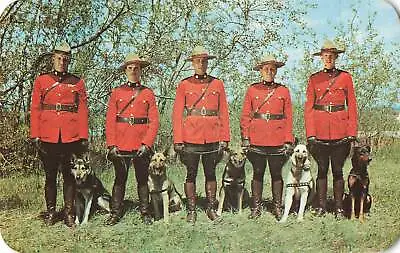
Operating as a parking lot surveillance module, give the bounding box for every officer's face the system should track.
[192,57,208,75]
[260,63,277,82]
[52,53,70,73]
[321,51,338,69]
[125,63,141,82]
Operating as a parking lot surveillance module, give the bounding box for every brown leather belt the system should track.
[41,103,78,112]
[116,116,149,125]
[252,112,285,120]
[186,108,219,116]
[313,104,345,112]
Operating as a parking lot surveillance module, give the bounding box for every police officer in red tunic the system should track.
[173,46,230,223]
[240,54,294,220]
[30,42,89,227]
[305,40,358,218]
[105,53,159,225]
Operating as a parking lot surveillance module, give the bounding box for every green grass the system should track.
[1,145,400,253]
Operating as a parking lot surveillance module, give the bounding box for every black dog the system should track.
[344,145,372,222]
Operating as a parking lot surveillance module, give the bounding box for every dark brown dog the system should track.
[217,147,249,216]
[345,145,372,223]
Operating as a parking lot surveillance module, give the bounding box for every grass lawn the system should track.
[1,144,399,253]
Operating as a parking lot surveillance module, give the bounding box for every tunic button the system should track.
[119,99,123,102]
[202,97,205,100]
[57,112,60,116]
[58,93,61,96]
[329,92,332,94]
[131,105,134,107]
[267,102,270,104]
[131,96,135,99]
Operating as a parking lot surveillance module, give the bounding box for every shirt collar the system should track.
[323,68,337,73]
[262,80,276,87]
[127,81,140,87]
[194,73,208,80]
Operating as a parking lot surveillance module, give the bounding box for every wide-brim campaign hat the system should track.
[253,54,285,71]
[313,40,345,56]
[185,46,216,61]
[53,42,71,55]
[120,53,150,69]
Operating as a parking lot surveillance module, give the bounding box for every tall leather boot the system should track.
[184,182,197,224]
[44,182,57,225]
[315,178,327,216]
[205,181,219,221]
[248,180,263,219]
[105,184,125,226]
[138,184,153,225]
[63,182,76,228]
[272,180,283,220]
[333,178,345,219]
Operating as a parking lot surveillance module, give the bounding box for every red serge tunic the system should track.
[30,72,88,143]
[173,75,230,144]
[240,82,294,146]
[304,69,357,140]
[106,83,159,151]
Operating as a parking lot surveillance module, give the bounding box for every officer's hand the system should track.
[174,143,184,153]
[282,142,294,156]
[241,139,250,152]
[218,141,228,154]
[343,136,356,143]
[107,146,119,161]
[31,137,41,150]
[136,145,149,158]
[80,139,89,151]
[307,136,316,145]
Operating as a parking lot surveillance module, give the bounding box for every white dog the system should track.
[280,144,315,223]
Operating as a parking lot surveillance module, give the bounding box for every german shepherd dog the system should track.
[70,153,111,225]
[148,152,182,222]
[280,144,315,223]
[344,145,372,223]
[217,147,249,216]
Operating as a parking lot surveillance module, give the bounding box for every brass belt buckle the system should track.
[328,104,333,113]
[264,113,270,121]
[55,103,62,111]
[129,116,135,125]
[200,106,207,116]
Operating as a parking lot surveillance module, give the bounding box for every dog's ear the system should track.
[71,153,77,162]
[162,147,170,159]
[82,152,90,163]
[294,137,299,146]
